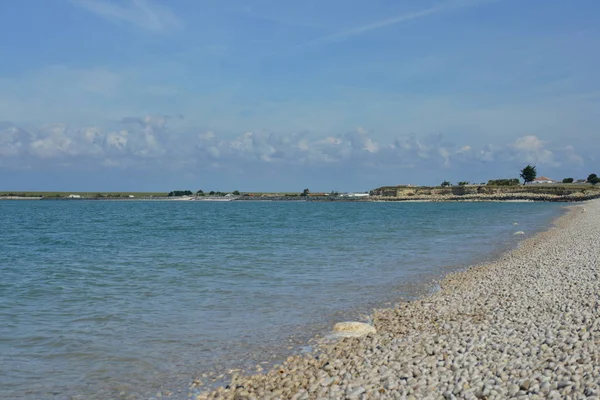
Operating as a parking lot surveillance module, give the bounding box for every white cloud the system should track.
[0,122,33,158]
[106,130,128,151]
[0,119,591,179]
[26,124,109,159]
[29,124,72,159]
[513,135,545,152]
[509,135,557,166]
[438,147,451,167]
[302,0,499,47]
[70,0,182,33]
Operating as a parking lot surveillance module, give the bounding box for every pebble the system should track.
[198,202,600,399]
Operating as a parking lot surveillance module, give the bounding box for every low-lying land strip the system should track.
[0,191,167,199]
[199,199,600,399]
[2,185,600,202]
[369,184,600,202]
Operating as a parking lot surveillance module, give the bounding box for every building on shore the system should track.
[342,192,370,198]
[530,176,556,184]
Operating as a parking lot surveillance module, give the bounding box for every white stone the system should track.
[331,322,377,337]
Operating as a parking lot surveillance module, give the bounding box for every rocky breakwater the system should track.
[370,185,600,202]
[371,191,599,202]
[198,200,600,400]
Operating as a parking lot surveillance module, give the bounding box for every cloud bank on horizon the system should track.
[0,0,598,191]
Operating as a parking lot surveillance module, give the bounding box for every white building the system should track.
[340,192,370,197]
[68,194,82,198]
[530,176,555,184]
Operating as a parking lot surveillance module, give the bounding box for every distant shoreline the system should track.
[2,194,599,203]
[2,184,599,203]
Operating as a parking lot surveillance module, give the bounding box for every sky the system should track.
[0,0,599,192]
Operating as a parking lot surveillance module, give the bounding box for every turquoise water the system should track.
[0,200,563,399]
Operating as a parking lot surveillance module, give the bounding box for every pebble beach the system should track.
[199,199,600,399]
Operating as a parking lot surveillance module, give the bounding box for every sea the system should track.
[0,200,565,399]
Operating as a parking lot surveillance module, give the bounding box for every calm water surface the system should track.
[0,200,564,399]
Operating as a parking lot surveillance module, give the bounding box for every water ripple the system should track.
[0,200,563,399]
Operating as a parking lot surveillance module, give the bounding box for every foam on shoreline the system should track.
[198,200,599,399]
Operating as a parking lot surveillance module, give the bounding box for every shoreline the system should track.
[1,194,598,202]
[2,185,600,203]
[198,199,599,399]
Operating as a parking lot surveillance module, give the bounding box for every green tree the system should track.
[458,181,469,186]
[209,191,216,195]
[233,190,240,195]
[588,174,599,185]
[300,188,310,196]
[168,190,192,197]
[562,178,574,183]
[196,189,204,195]
[520,165,537,184]
[441,181,451,187]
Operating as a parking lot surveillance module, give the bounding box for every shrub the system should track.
[487,179,520,186]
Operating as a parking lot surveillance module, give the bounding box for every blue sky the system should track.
[0,0,599,192]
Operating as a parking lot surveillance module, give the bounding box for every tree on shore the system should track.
[520,165,537,184]
[196,190,205,196]
[300,188,310,196]
[562,178,574,183]
[458,181,469,186]
[233,190,240,195]
[441,181,451,187]
[588,174,599,185]
[168,190,193,197]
